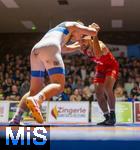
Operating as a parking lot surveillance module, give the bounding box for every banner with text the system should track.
[8,101,19,120]
[91,102,104,123]
[48,101,89,123]
[91,102,133,123]
[0,101,9,122]
[116,102,133,123]
[134,102,140,123]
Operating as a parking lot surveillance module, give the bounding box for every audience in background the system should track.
[0,53,140,101]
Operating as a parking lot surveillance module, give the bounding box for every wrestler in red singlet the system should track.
[80,34,119,126]
[82,44,119,83]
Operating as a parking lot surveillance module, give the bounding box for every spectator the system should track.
[59,86,72,101]
[114,84,127,101]
[0,87,4,100]
[81,86,93,101]
[2,78,13,97]
[80,66,87,80]
[70,88,82,101]
[130,82,140,101]
[19,78,30,97]
[5,85,20,101]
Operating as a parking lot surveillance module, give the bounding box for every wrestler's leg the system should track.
[104,75,117,125]
[9,47,45,125]
[26,45,65,123]
[95,82,108,113]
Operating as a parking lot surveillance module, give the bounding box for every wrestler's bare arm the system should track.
[92,37,102,57]
[67,24,97,37]
[88,23,106,57]
[62,42,80,53]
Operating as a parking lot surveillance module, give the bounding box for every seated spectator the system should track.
[80,65,87,80]
[114,84,127,101]
[124,82,134,97]
[75,76,84,89]
[19,78,30,97]
[81,86,93,101]
[5,85,20,101]
[70,88,82,101]
[62,86,72,101]
[130,82,140,101]
[0,87,4,100]
[0,73,4,85]
[2,78,13,97]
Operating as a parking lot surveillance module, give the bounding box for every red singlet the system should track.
[83,48,119,83]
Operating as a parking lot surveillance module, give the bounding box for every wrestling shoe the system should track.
[9,118,24,126]
[26,97,44,124]
[97,113,110,126]
[97,112,116,126]
[107,111,116,126]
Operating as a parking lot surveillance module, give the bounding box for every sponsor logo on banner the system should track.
[116,102,133,123]
[134,102,140,123]
[107,44,127,57]
[51,106,59,119]
[91,102,133,123]
[8,101,19,120]
[48,102,89,123]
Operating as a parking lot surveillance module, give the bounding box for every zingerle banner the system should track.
[48,101,89,123]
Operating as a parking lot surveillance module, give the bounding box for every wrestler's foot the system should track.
[9,118,24,126]
[98,119,116,126]
[108,111,116,125]
[26,97,44,124]
[97,120,109,126]
[97,113,116,126]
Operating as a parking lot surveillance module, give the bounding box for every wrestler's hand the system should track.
[89,23,100,32]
